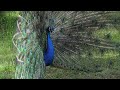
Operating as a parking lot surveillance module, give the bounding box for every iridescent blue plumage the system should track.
[44,27,54,66]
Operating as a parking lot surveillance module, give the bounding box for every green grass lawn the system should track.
[0,11,18,79]
[0,11,120,79]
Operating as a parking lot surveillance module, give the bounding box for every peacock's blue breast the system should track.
[44,32,54,66]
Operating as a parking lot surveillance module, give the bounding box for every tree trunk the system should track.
[14,11,48,79]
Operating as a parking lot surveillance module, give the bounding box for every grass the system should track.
[0,11,19,79]
[0,11,120,79]
[45,65,120,79]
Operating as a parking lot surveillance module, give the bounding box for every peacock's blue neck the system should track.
[44,32,54,66]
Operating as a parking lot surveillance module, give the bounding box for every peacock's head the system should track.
[46,26,55,33]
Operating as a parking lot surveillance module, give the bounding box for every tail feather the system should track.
[50,11,120,72]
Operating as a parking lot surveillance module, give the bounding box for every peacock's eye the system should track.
[47,26,55,33]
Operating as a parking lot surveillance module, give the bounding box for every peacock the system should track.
[45,11,120,72]
[44,26,54,66]
[12,11,120,78]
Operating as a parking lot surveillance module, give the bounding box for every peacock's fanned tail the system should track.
[48,11,120,72]
[13,11,120,74]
